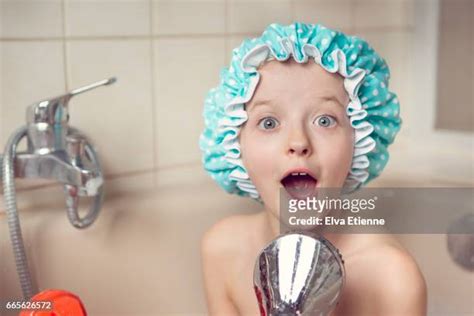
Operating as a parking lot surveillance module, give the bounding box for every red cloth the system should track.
[19,289,87,316]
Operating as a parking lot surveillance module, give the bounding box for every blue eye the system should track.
[258,117,279,130]
[315,115,336,127]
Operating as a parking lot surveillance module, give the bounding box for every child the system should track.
[199,23,426,315]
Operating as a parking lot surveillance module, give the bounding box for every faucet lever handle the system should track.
[26,77,116,126]
[69,77,117,98]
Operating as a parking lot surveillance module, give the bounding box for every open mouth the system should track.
[281,172,318,200]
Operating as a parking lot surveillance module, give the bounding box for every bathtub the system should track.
[1,166,473,315]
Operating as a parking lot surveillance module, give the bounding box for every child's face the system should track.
[240,59,354,212]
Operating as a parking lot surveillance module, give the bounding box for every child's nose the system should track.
[287,129,312,157]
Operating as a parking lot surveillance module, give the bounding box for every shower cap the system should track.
[200,23,401,199]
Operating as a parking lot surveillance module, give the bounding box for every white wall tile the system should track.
[355,30,414,127]
[153,37,225,167]
[294,0,354,32]
[0,42,3,146]
[153,0,226,35]
[354,0,414,30]
[106,172,155,197]
[0,41,65,150]
[472,54,474,126]
[0,0,63,38]
[228,0,292,34]
[66,39,154,176]
[65,0,150,37]
[155,163,208,189]
[225,34,252,63]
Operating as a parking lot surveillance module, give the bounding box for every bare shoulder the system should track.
[364,240,427,315]
[348,234,424,280]
[338,234,427,315]
[201,213,260,258]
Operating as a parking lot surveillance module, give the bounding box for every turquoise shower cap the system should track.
[200,23,401,199]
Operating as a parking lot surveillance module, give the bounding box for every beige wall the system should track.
[436,0,473,132]
[1,0,473,315]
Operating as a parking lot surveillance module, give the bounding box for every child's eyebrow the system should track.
[246,99,274,112]
[247,95,345,111]
[319,95,346,108]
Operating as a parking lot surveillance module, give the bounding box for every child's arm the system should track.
[201,228,240,316]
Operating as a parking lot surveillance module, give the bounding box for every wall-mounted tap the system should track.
[1,77,116,300]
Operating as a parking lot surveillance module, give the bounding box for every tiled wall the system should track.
[435,0,473,132]
[0,0,421,200]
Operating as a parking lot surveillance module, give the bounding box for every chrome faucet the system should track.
[22,79,115,194]
[1,77,116,300]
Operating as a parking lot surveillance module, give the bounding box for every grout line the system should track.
[61,0,69,91]
[351,0,356,33]
[1,30,334,41]
[154,160,203,171]
[149,0,158,189]
[290,0,296,23]
[0,26,415,42]
[353,26,415,34]
[0,37,66,42]
[1,161,204,193]
[352,0,357,33]
[224,0,229,36]
[224,0,229,64]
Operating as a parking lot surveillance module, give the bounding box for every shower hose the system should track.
[1,126,35,300]
[1,126,104,300]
